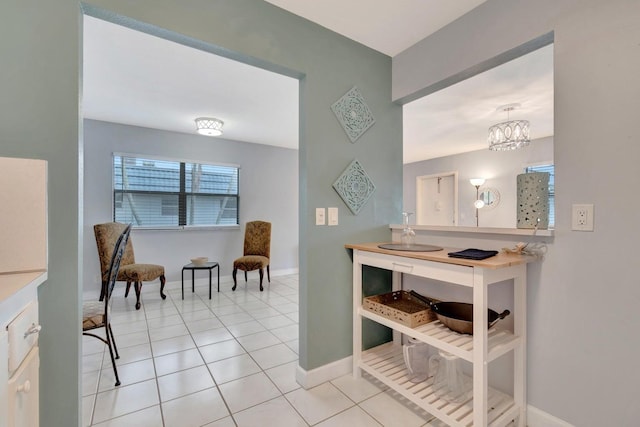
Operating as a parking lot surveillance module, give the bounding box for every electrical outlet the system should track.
[572,204,594,231]
[315,207,326,225]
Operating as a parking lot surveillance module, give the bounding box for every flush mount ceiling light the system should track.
[488,103,530,151]
[195,117,224,136]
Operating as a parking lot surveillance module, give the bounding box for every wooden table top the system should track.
[345,242,537,270]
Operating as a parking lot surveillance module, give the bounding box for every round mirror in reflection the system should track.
[478,188,500,210]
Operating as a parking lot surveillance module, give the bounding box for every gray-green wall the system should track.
[1,1,400,425]
[394,0,640,424]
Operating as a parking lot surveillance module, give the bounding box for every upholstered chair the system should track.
[94,222,166,310]
[232,221,271,291]
[83,223,131,386]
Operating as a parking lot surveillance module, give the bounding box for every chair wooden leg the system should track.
[267,265,271,283]
[159,275,167,300]
[244,271,248,282]
[125,281,132,298]
[134,281,142,310]
[259,269,264,292]
[232,268,238,291]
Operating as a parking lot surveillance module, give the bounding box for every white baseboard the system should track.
[271,267,299,276]
[168,267,299,289]
[527,405,574,427]
[295,356,352,389]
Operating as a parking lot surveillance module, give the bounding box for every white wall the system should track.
[404,137,553,228]
[394,0,640,425]
[83,119,298,297]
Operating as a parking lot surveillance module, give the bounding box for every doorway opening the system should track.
[416,172,458,226]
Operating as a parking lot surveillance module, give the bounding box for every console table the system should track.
[346,242,536,426]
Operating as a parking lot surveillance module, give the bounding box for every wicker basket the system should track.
[363,291,437,328]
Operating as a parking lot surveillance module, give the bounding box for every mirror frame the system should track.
[478,187,500,210]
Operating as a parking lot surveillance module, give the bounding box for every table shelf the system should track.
[360,307,521,363]
[361,342,519,427]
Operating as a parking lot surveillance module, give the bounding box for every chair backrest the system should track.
[243,221,271,258]
[94,222,136,280]
[104,224,132,304]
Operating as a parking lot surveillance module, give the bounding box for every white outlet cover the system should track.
[572,203,594,231]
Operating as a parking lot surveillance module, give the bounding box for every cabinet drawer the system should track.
[357,251,473,286]
[7,302,40,374]
[8,346,39,427]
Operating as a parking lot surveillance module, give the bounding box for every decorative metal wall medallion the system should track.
[331,87,375,142]
[333,159,376,215]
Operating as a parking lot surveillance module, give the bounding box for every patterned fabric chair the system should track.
[83,223,131,386]
[94,222,166,310]
[232,221,271,292]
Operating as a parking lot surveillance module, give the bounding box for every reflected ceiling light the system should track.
[195,117,224,136]
[488,104,530,151]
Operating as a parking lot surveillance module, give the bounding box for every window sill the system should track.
[131,225,241,231]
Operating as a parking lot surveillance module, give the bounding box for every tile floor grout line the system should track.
[143,292,168,427]
[86,275,325,426]
[187,288,238,424]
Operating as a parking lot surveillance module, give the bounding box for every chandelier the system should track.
[488,104,530,151]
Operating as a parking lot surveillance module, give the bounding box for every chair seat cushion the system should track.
[234,255,269,272]
[118,264,164,282]
[82,301,105,330]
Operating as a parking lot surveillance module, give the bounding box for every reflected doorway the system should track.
[416,172,457,226]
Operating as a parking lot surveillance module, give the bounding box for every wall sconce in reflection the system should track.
[470,178,485,226]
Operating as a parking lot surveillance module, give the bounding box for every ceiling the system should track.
[83,15,299,150]
[83,1,553,164]
[403,44,554,163]
[263,0,487,57]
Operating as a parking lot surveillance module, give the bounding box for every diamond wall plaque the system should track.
[333,159,376,215]
[331,87,375,143]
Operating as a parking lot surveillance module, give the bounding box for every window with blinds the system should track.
[525,164,555,227]
[113,155,239,227]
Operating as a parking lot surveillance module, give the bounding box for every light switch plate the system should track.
[315,208,326,225]
[328,207,338,226]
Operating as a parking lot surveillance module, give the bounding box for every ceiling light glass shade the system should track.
[488,120,530,151]
[474,199,486,209]
[195,117,224,136]
[469,178,485,187]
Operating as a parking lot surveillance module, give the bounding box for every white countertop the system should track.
[0,271,46,326]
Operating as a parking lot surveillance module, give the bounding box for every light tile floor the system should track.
[83,274,436,426]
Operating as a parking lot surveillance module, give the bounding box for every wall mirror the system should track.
[403,42,554,228]
[478,187,500,210]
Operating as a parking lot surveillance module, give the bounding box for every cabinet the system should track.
[347,242,534,427]
[0,157,47,427]
[0,274,44,427]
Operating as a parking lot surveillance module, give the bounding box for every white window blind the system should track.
[525,164,554,227]
[113,155,239,227]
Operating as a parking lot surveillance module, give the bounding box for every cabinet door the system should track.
[7,347,39,427]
